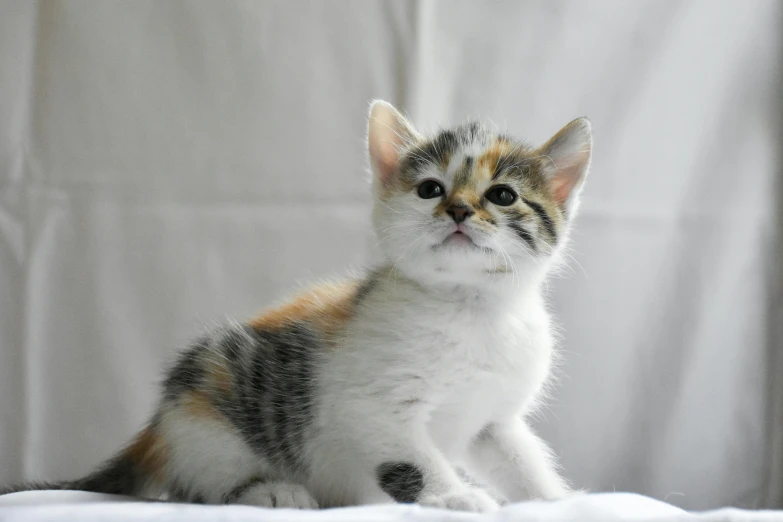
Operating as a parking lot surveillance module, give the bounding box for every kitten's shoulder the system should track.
[246,270,382,341]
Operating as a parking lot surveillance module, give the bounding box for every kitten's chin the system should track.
[395,248,518,290]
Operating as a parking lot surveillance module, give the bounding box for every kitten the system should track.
[1,101,592,512]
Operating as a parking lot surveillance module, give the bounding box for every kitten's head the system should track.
[367,100,592,290]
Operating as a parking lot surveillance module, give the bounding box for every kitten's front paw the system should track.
[419,487,500,512]
[235,482,318,509]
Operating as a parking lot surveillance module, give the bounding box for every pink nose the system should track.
[446,205,474,223]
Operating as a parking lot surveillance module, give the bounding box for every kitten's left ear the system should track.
[538,117,592,213]
[367,100,421,187]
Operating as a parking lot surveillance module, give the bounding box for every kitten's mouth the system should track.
[446,231,474,246]
[435,230,489,252]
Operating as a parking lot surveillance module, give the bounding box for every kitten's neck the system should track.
[378,263,545,309]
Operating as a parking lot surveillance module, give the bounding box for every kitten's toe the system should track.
[234,482,318,509]
[419,487,500,512]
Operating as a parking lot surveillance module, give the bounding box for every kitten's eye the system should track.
[486,186,517,206]
[417,180,445,199]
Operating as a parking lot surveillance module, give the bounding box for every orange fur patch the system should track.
[126,425,168,482]
[248,280,360,343]
[476,139,515,179]
[181,390,224,422]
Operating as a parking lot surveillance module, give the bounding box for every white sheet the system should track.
[1,492,780,522]
[0,0,781,512]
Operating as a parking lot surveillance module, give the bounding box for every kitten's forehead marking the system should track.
[446,151,473,188]
[476,139,517,180]
[400,125,532,196]
[446,141,497,189]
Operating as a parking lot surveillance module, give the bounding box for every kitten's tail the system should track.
[1,423,166,498]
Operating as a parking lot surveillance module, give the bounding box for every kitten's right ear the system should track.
[368,100,421,187]
[537,117,592,214]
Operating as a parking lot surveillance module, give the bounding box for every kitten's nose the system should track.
[446,204,474,223]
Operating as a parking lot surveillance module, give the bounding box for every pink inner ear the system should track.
[539,117,592,207]
[551,165,581,205]
[372,139,401,186]
[368,101,418,187]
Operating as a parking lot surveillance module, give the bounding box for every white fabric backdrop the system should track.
[0,0,780,511]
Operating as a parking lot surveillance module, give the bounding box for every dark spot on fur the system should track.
[377,462,425,503]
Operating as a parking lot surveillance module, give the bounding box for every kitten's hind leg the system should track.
[158,404,317,508]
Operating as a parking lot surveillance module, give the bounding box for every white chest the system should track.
[348,292,555,456]
[424,322,553,457]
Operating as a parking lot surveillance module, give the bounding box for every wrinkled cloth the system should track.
[1,492,781,522]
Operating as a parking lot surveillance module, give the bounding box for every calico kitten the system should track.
[2,101,592,512]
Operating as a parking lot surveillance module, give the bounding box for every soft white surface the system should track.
[0,0,781,512]
[2,491,780,522]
